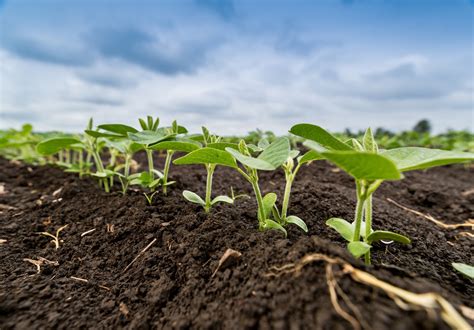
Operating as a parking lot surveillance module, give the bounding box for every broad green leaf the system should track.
[207,142,239,151]
[351,138,364,151]
[262,193,277,220]
[98,124,138,135]
[183,190,206,206]
[326,218,354,242]
[452,263,474,279]
[298,150,323,164]
[37,138,82,155]
[262,219,287,236]
[258,138,270,149]
[323,151,402,180]
[84,130,123,139]
[258,137,290,168]
[226,147,275,170]
[363,128,378,153]
[211,195,234,205]
[303,140,328,153]
[289,149,300,159]
[272,205,282,222]
[367,230,411,244]
[174,147,237,168]
[380,147,474,172]
[348,241,371,258]
[290,124,352,151]
[127,131,171,146]
[150,140,201,152]
[149,178,162,188]
[286,215,308,233]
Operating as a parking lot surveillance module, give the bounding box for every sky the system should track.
[0,0,473,135]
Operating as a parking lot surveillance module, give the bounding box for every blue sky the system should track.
[0,0,472,134]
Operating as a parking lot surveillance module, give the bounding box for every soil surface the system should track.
[0,154,473,329]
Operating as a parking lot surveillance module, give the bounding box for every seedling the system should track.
[290,123,474,264]
[38,225,68,250]
[174,127,243,213]
[143,191,159,206]
[452,263,474,279]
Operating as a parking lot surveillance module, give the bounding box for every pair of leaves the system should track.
[326,218,410,258]
[182,190,234,207]
[225,137,291,171]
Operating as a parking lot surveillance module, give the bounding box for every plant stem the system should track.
[124,154,131,178]
[146,149,154,180]
[364,195,373,265]
[281,172,293,221]
[250,180,266,227]
[352,193,365,241]
[162,150,174,195]
[204,165,215,213]
[91,146,109,193]
[65,149,71,164]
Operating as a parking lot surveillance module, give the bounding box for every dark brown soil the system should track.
[0,154,473,329]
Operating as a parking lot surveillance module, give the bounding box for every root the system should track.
[23,257,59,274]
[267,253,471,330]
[387,198,474,231]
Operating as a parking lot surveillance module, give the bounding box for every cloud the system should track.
[77,71,137,89]
[195,0,236,20]
[85,27,213,75]
[1,33,92,66]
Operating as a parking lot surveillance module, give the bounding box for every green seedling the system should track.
[143,191,159,206]
[452,263,474,279]
[174,127,244,213]
[38,225,68,250]
[290,123,474,265]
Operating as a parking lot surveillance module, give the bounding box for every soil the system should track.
[0,153,473,329]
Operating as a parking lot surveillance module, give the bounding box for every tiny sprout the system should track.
[39,225,68,250]
[143,191,159,206]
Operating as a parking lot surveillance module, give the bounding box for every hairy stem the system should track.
[352,191,365,241]
[204,165,215,213]
[162,150,174,195]
[146,149,154,180]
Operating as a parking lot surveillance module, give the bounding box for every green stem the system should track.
[91,146,109,193]
[364,195,373,265]
[79,151,84,178]
[124,154,131,178]
[146,149,154,180]
[65,149,71,164]
[162,150,174,195]
[204,164,215,213]
[250,180,266,227]
[352,193,365,241]
[281,171,293,222]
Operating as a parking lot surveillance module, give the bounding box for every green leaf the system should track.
[127,131,171,146]
[452,263,474,279]
[380,147,474,172]
[298,150,323,164]
[207,142,239,151]
[290,124,352,151]
[173,147,237,168]
[226,147,276,170]
[348,241,371,258]
[257,137,290,168]
[326,218,354,242]
[262,219,287,236]
[286,215,308,232]
[183,190,206,206]
[367,230,411,244]
[36,138,82,155]
[262,193,277,220]
[258,138,270,149]
[323,151,402,180]
[211,195,234,205]
[363,128,378,153]
[84,130,123,139]
[98,124,138,135]
[289,149,300,159]
[351,138,364,151]
[150,140,201,152]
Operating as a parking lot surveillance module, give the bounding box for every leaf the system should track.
[98,124,138,135]
[258,138,270,149]
[286,215,308,232]
[363,128,378,153]
[127,131,171,146]
[257,137,290,168]
[351,138,364,151]
[262,193,277,220]
[211,195,234,205]
[322,151,402,180]
[183,190,206,206]
[380,147,474,172]
[289,149,300,159]
[84,130,123,139]
[452,263,474,279]
[290,124,352,151]
[174,148,237,168]
[225,147,276,170]
[262,219,287,236]
[367,230,411,244]
[348,241,371,258]
[207,142,239,151]
[150,140,201,152]
[298,150,323,165]
[326,218,354,242]
[37,138,82,155]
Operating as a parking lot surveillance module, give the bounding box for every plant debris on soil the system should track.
[0,154,473,329]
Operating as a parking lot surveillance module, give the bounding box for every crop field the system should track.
[0,118,473,329]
